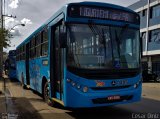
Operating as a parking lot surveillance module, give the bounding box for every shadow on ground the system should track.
[2,78,160,119]
[65,98,160,119]
[2,96,44,119]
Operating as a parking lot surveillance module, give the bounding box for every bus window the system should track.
[41,29,48,56]
[29,37,36,59]
[35,34,41,57]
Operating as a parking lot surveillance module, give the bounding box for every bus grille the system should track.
[92,95,133,104]
[91,85,131,91]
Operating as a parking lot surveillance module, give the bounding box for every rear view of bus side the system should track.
[16,2,142,108]
[8,50,17,79]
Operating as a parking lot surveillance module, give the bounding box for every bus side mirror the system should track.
[59,32,67,48]
[140,37,143,57]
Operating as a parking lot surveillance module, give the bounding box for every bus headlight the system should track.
[134,79,142,88]
[67,79,71,83]
[71,81,76,86]
[134,84,138,88]
[83,86,88,93]
[67,79,86,91]
[76,85,81,89]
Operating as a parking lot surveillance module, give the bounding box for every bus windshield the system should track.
[67,24,140,69]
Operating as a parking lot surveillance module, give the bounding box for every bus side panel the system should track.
[39,57,49,93]
[16,61,26,84]
[29,58,49,93]
[29,59,36,90]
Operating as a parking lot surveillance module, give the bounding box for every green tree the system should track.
[0,28,11,77]
[0,28,11,49]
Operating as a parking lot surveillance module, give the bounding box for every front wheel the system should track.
[43,82,54,106]
[155,76,160,82]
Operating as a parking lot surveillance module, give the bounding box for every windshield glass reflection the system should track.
[67,24,140,69]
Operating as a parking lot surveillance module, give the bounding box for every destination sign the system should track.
[68,5,139,24]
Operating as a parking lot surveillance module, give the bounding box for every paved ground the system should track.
[0,77,160,119]
[142,83,160,101]
[0,78,6,114]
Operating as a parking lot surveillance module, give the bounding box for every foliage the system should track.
[0,28,11,48]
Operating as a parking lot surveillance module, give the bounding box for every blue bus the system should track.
[16,2,142,108]
[8,50,17,79]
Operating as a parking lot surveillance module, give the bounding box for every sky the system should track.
[4,0,139,52]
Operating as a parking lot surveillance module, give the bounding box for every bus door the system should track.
[25,43,30,86]
[50,23,65,100]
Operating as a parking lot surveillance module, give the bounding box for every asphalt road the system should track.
[2,79,160,119]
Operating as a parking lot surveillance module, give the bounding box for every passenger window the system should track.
[41,29,48,56]
[35,33,41,57]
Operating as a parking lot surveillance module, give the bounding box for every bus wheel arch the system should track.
[42,76,47,97]
[42,77,54,106]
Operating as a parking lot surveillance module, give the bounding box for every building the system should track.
[129,0,160,74]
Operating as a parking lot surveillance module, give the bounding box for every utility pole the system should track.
[0,0,5,93]
[0,0,4,79]
[0,0,16,92]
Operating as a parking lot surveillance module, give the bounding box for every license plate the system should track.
[107,95,120,101]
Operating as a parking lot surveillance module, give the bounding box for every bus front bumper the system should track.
[65,84,142,108]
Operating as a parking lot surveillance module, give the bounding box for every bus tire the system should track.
[43,81,54,106]
[155,76,160,82]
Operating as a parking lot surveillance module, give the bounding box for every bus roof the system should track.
[67,1,136,13]
[17,1,137,48]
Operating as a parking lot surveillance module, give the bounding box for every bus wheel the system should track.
[155,76,160,82]
[43,82,54,106]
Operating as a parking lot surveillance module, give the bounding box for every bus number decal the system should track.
[42,60,48,66]
[95,80,105,87]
